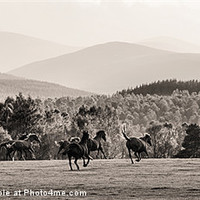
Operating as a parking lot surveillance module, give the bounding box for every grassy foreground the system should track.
[0,159,200,200]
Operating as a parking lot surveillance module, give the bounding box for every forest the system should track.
[0,80,200,160]
[120,79,200,96]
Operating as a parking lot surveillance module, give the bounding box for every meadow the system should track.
[0,159,200,200]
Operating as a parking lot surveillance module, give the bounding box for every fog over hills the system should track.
[138,36,200,53]
[9,41,179,94]
[9,41,200,94]
[0,73,92,100]
[0,32,81,72]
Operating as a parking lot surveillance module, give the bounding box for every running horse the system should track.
[0,134,28,160]
[87,130,107,159]
[65,131,92,170]
[7,134,41,160]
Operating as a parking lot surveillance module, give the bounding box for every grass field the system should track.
[0,159,200,200]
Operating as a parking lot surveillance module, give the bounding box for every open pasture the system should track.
[0,159,200,200]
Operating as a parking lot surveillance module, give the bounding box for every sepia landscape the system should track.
[0,1,200,200]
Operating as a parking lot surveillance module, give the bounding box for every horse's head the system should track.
[144,133,152,146]
[28,134,41,143]
[81,131,89,142]
[97,130,106,142]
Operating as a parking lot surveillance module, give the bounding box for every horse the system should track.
[121,124,152,164]
[87,130,107,159]
[55,137,80,159]
[8,134,41,160]
[65,131,92,170]
[0,134,28,160]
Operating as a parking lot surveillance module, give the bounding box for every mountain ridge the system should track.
[0,73,92,100]
[138,36,200,53]
[8,41,200,94]
[0,31,81,72]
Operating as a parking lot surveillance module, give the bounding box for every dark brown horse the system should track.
[55,137,80,159]
[8,134,41,160]
[87,130,107,159]
[122,124,152,164]
[0,134,28,160]
[65,131,92,170]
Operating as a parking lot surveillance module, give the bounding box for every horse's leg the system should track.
[139,153,142,161]
[28,148,36,159]
[23,150,29,160]
[74,158,80,170]
[84,149,92,166]
[85,158,90,167]
[85,154,91,167]
[21,151,26,160]
[135,152,140,162]
[144,150,149,158]
[128,148,134,164]
[82,157,87,167]
[18,150,25,160]
[100,147,107,159]
[11,150,16,161]
[68,155,73,171]
[6,152,10,160]
[6,149,12,161]
[96,149,100,159]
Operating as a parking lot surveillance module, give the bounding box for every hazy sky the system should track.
[1,0,200,46]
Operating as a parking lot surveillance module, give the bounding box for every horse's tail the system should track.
[121,123,130,141]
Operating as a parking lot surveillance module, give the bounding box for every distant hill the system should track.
[9,41,200,94]
[9,41,176,94]
[138,36,200,53]
[0,32,81,72]
[0,73,92,100]
[119,79,200,96]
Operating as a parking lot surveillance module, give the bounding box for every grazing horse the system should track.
[0,134,28,160]
[8,134,41,160]
[121,124,152,164]
[65,131,92,171]
[55,137,80,159]
[87,130,107,159]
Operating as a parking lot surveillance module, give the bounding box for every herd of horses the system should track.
[0,124,152,170]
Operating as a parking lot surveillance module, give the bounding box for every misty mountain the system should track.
[0,32,81,72]
[138,36,200,53]
[0,73,92,100]
[8,42,173,93]
[9,41,200,94]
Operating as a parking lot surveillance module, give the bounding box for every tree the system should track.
[0,93,42,139]
[176,124,200,158]
[146,122,162,158]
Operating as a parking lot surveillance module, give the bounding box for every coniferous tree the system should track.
[0,93,42,139]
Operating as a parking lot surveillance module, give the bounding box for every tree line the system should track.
[119,79,200,96]
[0,90,200,160]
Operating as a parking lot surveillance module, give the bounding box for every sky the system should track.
[0,0,200,46]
